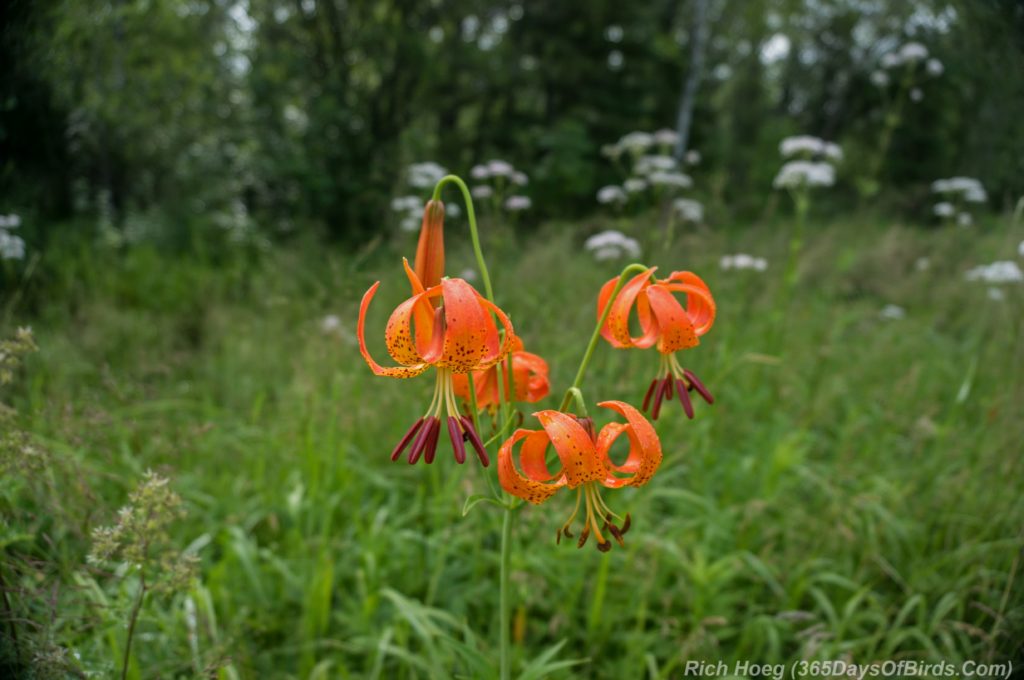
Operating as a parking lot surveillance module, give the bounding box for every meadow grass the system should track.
[2,212,1023,678]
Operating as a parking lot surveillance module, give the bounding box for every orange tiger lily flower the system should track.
[497,400,662,551]
[357,256,516,466]
[597,267,716,420]
[451,337,550,412]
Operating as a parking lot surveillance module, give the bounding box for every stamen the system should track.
[651,377,670,420]
[460,416,490,466]
[620,513,632,535]
[683,369,714,404]
[606,521,625,547]
[447,416,466,464]
[675,377,694,419]
[408,416,439,464]
[391,418,425,461]
[641,378,659,412]
[555,528,562,545]
[665,376,674,399]
[577,526,590,549]
[422,417,442,464]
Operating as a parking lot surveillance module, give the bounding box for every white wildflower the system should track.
[648,171,692,189]
[617,131,653,154]
[0,231,26,260]
[391,195,423,213]
[879,304,906,320]
[910,88,923,102]
[470,164,490,180]
[511,171,529,186]
[926,58,943,76]
[471,185,494,199]
[634,154,677,175]
[988,287,1005,301]
[673,198,703,222]
[0,214,22,229]
[408,162,448,189]
[486,159,514,177]
[780,135,824,158]
[773,161,835,189]
[822,142,843,163]
[597,186,627,205]
[932,202,955,218]
[915,257,931,271]
[684,150,701,166]
[623,178,648,193]
[898,42,929,64]
[880,52,902,69]
[320,314,342,334]
[504,195,532,211]
[720,253,768,271]
[1018,240,1024,258]
[957,212,973,228]
[653,129,679,147]
[400,216,420,232]
[584,229,641,260]
[459,267,478,282]
[965,261,1023,284]
[870,70,890,87]
[446,203,462,218]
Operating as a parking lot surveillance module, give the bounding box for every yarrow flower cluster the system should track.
[673,198,704,224]
[879,304,906,320]
[584,230,641,262]
[773,136,842,189]
[931,177,987,227]
[0,214,26,261]
[964,261,1023,284]
[408,162,450,189]
[720,253,767,272]
[872,43,942,97]
[470,159,531,214]
[597,128,699,218]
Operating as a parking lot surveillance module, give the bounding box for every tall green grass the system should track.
[2,213,1022,677]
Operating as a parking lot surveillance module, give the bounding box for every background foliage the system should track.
[1,0,1023,678]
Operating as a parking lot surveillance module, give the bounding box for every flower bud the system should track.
[414,200,445,293]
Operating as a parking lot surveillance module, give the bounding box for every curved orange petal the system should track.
[534,410,608,487]
[439,278,494,372]
[661,271,716,336]
[474,297,517,371]
[512,351,550,403]
[597,277,627,347]
[402,258,438,353]
[602,268,660,349]
[645,284,699,354]
[357,281,430,379]
[595,400,663,488]
[498,429,566,504]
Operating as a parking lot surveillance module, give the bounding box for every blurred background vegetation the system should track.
[2,1,1024,678]
[3,0,1024,250]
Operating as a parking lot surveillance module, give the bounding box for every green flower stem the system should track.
[498,503,513,680]
[432,174,515,680]
[558,263,650,412]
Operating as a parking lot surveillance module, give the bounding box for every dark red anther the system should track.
[408,416,438,464]
[675,378,694,419]
[391,417,425,461]
[447,416,466,464]
[577,527,590,549]
[620,513,632,535]
[651,377,671,420]
[575,416,596,441]
[555,528,562,545]
[665,377,674,399]
[683,369,714,404]
[641,378,659,412]
[596,539,612,553]
[422,417,442,464]
[460,416,490,467]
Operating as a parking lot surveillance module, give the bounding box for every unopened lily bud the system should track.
[414,199,445,293]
